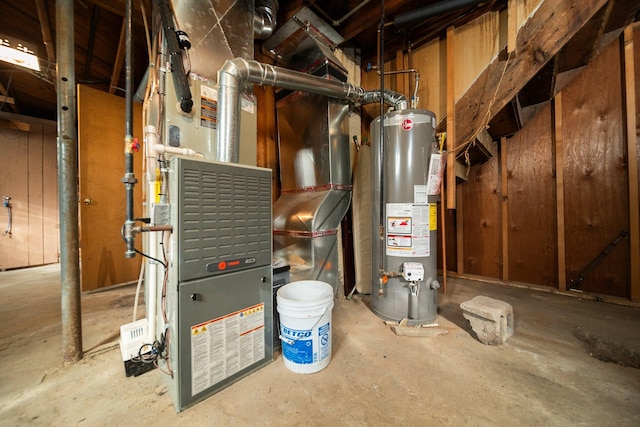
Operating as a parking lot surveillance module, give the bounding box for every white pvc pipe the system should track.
[147,180,158,343]
[153,144,197,157]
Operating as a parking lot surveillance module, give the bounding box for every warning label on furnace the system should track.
[200,85,218,130]
[190,303,265,396]
[386,203,430,257]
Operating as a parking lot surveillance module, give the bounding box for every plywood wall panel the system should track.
[506,103,558,287]
[42,123,59,264]
[461,157,502,277]
[562,38,629,297]
[437,202,458,272]
[454,11,501,101]
[0,127,29,269]
[27,124,44,266]
[412,38,446,119]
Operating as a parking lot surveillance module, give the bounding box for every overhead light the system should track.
[0,37,40,71]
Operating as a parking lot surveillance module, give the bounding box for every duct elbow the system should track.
[358,89,407,111]
[254,0,278,40]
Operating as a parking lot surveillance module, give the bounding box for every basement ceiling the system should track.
[0,0,507,121]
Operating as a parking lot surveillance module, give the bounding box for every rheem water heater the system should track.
[370,109,441,325]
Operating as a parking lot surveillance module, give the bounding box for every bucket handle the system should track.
[279,305,329,345]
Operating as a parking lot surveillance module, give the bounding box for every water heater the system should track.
[370,109,440,325]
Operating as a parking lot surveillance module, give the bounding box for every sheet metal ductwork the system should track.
[272,44,352,289]
[216,56,406,292]
[171,0,254,82]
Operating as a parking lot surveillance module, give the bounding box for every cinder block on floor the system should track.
[460,295,514,345]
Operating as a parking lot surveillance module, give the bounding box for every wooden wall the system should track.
[560,38,629,297]
[506,103,557,287]
[448,33,635,299]
[0,114,58,270]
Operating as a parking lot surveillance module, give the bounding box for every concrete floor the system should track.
[0,264,639,426]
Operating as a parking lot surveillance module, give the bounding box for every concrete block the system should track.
[460,296,514,345]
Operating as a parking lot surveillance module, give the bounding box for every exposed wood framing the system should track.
[501,137,509,282]
[456,187,464,275]
[0,82,18,114]
[336,0,405,44]
[441,180,447,294]
[446,26,457,209]
[0,95,15,105]
[395,51,407,95]
[109,19,126,94]
[507,0,517,54]
[623,26,640,301]
[554,94,567,291]
[455,0,608,149]
[83,6,101,80]
[35,0,56,63]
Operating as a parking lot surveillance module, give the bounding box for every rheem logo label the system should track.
[401,119,413,130]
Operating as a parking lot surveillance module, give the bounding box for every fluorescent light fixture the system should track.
[0,38,40,71]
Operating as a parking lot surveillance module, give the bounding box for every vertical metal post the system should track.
[56,0,82,362]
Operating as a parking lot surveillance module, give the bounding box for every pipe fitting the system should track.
[216,58,406,163]
[254,0,278,39]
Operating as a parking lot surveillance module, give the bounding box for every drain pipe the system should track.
[216,58,406,162]
[57,0,82,362]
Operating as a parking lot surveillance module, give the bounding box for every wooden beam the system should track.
[446,26,457,209]
[623,26,640,301]
[0,119,29,132]
[455,0,608,149]
[83,5,101,81]
[35,0,55,63]
[338,0,405,44]
[501,137,509,282]
[0,82,18,113]
[109,19,126,94]
[0,95,15,105]
[554,94,567,291]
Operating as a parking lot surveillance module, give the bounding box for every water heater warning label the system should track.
[386,203,430,257]
[190,303,265,396]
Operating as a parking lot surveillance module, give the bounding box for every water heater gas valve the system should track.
[402,262,424,282]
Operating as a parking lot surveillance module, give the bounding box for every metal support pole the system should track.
[56,0,82,362]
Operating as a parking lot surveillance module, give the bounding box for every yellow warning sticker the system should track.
[429,204,437,231]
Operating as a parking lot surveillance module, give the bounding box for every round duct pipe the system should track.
[254,0,278,39]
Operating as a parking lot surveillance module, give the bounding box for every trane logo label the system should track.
[205,257,257,272]
[401,119,413,131]
[281,326,312,339]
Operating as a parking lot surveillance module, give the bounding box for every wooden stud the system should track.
[395,50,406,95]
[501,136,509,282]
[507,0,517,54]
[456,185,464,275]
[109,19,126,94]
[623,26,639,301]
[446,26,457,210]
[554,93,567,291]
[440,178,447,294]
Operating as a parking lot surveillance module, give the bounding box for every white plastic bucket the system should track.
[276,280,334,374]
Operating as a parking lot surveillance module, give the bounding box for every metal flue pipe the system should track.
[254,0,279,39]
[56,0,82,362]
[216,58,406,162]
